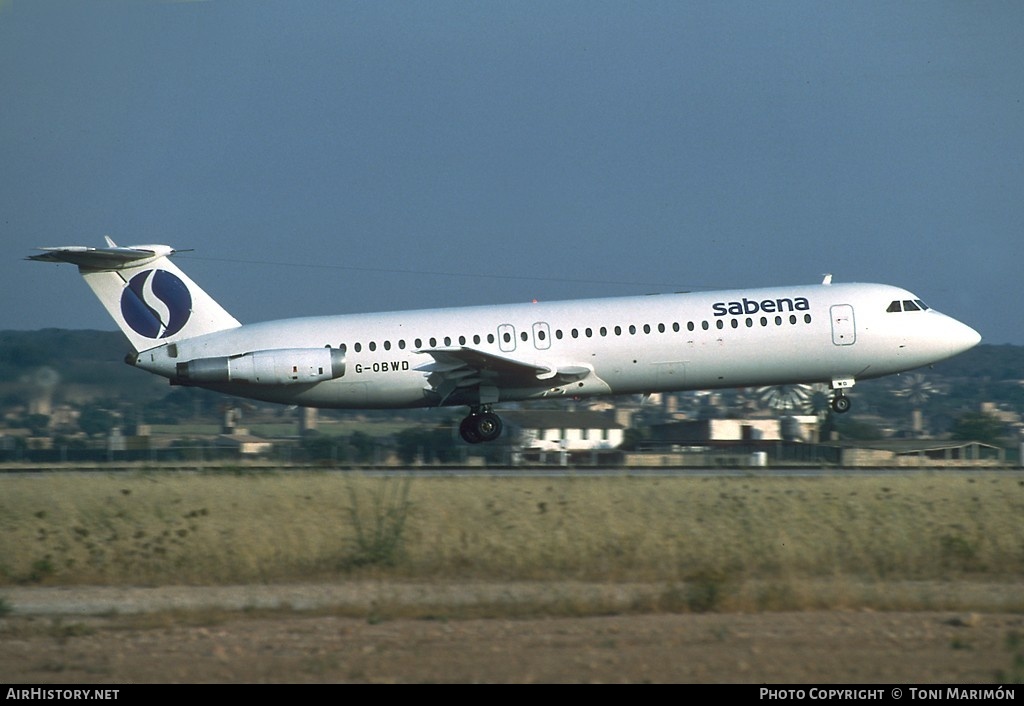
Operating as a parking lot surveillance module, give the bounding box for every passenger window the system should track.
[383,341,391,351]
[369,342,377,352]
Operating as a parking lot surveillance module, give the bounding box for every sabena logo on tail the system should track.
[120,269,193,339]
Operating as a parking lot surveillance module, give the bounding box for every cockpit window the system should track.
[888,299,931,313]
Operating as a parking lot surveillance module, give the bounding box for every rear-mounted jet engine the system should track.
[175,348,345,385]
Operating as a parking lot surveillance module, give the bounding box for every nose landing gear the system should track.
[830,378,854,414]
[830,392,851,414]
[459,407,504,443]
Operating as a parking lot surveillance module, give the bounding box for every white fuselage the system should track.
[131,282,981,410]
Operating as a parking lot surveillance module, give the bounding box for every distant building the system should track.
[836,439,1005,467]
[645,416,819,447]
[217,407,274,455]
[980,402,1022,433]
[498,410,625,451]
[216,431,274,456]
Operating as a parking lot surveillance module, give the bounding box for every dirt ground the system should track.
[1,583,1022,684]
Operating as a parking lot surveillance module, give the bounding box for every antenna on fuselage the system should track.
[821,273,833,285]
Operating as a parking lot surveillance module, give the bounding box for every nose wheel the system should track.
[831,392,851,414]
[459,408,504,443]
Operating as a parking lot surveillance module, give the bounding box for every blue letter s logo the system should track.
[120,270,192,338]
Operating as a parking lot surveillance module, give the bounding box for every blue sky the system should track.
[2,1,1022,343]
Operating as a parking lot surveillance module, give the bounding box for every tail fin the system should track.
[28,237,241,352]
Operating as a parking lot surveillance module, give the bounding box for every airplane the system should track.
[29,238,981,443]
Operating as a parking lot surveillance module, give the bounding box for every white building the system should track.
[498,411,625,451]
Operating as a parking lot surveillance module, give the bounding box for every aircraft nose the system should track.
[946,317,982,355]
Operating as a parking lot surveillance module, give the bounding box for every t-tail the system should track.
[28,237,241,352]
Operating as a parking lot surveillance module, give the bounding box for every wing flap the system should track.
[417,347,591,404]
[417,348,553,378]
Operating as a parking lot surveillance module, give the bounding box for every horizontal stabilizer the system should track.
[28,243,177,270]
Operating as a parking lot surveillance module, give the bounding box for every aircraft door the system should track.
[497,324,516,352]
[830,304,856,346]
[532,322,551,350]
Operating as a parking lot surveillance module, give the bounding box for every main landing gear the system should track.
[459,407,503,444]
[830,391,851,414]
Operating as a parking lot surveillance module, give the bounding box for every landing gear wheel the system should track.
[473,411,503,442]
[458,410,504,444]
[459,416,483,444]
[831,394,851,414]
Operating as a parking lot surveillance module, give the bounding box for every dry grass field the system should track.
[2,471,1023,592]
[1,470,1022,682]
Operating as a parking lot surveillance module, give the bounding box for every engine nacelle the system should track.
[175,348,346,385]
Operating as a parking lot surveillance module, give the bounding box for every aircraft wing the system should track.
[416,347,590,404]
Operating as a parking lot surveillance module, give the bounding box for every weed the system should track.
[343,476,413,569]
[996,632,1024,684]
[49,618,96,644]
[658,570,733,613]
[683,569,731,612]
[28,557,55,584]
[939,533,978,571]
